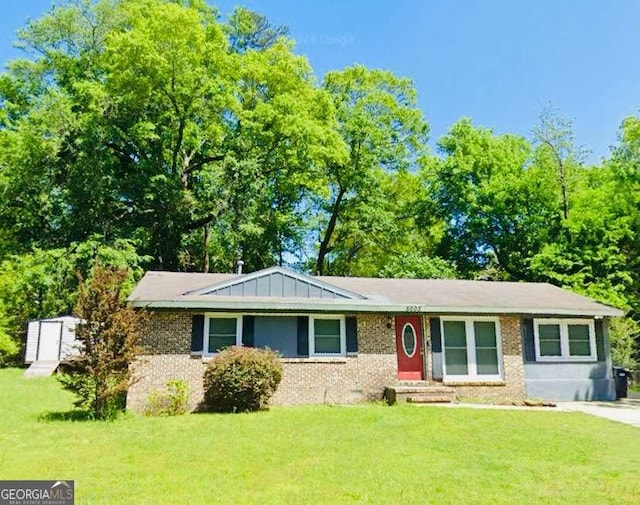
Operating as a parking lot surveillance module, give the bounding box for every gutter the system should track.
[128,299,624,318]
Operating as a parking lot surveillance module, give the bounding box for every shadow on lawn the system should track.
[191,399,273,414]
[38,410,94,422]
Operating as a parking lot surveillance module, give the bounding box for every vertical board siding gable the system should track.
[283,276,296,296]
[229,284,243,296]
[257,276,270,296]
[201,271,357,299]
[272,274,284,296]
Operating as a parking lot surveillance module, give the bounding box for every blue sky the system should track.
[2,1,640,162]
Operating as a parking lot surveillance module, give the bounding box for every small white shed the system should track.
[24,316,82,377]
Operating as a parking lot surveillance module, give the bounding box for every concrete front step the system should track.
[392,385,455,393]
[384,384,456,405]
[24,361,60,378]
[396,380,431,387]
[407,394,455,404]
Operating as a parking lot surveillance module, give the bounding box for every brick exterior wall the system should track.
[357,314,396,354]
[139,312,192,354]
[129,355,207,413]
[127,312,399,413]
[272,355,397,405]
[127,312,526,412]
[128,311,202,413]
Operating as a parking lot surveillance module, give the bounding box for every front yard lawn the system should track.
[1,368,639,504]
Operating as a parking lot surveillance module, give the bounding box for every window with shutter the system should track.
[203,314,242,356]
[309,315,346,356]
[533,319,596,361]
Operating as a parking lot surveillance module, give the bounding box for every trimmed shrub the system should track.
[144,379,191,417]
[202,346,283,413]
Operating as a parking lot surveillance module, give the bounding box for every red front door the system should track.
[395,315,424,380]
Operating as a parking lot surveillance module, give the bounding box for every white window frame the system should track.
[309,315,346,357]
[441,317,503,381]
[203,313,243,357]
[533,318,597,362]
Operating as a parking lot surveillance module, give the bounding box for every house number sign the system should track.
[405,305,422,312]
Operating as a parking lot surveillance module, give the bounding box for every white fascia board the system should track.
[129,299,623,317]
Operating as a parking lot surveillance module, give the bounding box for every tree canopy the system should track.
[0,0,638,368]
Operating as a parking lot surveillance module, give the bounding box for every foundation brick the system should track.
[128,355,206,413]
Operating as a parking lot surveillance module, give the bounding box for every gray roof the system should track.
[128,267,623,317]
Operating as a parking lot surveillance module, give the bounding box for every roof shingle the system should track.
[128,269,622,317]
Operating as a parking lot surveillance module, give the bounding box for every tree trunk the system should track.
[558,161,569,221]
[315,186,346,275]
[203,223,210,273]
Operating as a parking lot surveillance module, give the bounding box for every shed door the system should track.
[37,321,63,361]
[395,315,424,380]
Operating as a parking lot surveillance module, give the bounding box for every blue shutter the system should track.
[595,319,605,362]
[242,315,254,347]
[522,318,536,362]
[430,317,443,379]
[191,315,204,353]
[430,318,441,352]
[346,316,358,354]
[297,316,309,356]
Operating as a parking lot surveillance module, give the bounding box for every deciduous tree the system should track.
[58,264,145,419]
[314,65,429,275]
[421,118,558,279]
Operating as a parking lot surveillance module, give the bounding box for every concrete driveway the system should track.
[556,398,640,428]
[418,395,640,428]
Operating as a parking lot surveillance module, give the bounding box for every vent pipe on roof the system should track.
[236,260,244,275]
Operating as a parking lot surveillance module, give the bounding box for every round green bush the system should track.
[202,346,283,413]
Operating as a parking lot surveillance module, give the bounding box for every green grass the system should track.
[1,368,639,504]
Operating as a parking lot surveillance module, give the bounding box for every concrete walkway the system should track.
[418,398,640,428]
[555,398,640,428]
